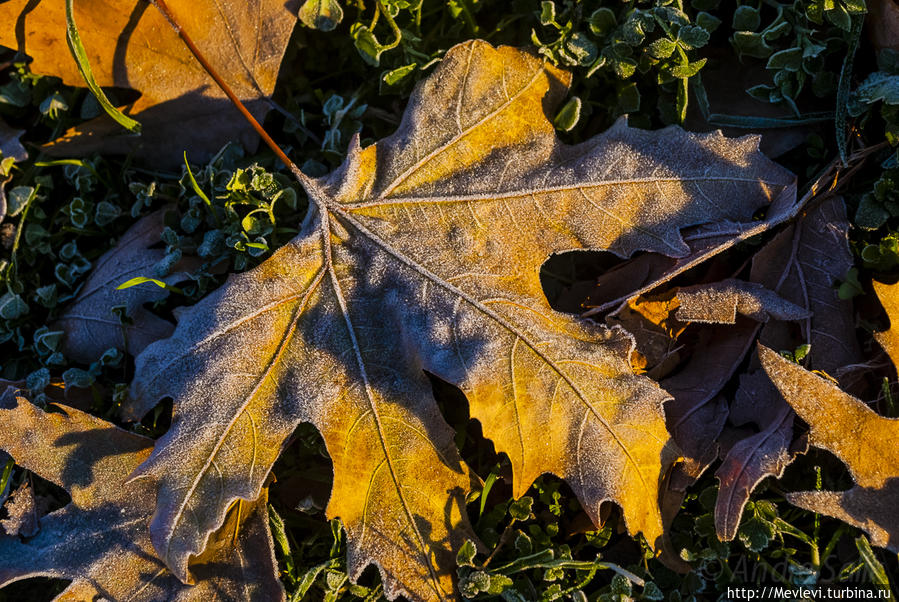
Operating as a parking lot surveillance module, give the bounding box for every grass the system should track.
[1,0,899,600]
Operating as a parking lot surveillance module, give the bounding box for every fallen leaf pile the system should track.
[1,14,898,602]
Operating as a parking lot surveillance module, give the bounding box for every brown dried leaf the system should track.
[606,290,686,374]
[583,208,800,315]
[752,196,860,377]
[713,367,801,540]
[0,1,298,166]
[0,118,26,164]
[1,481,47,538]
[0,390,285,600]
[675,279,810,325]
[714,196,862,540]
[868,0,899,53]
[125,41,796,601]
[663,322,755,478]
[53,209,199,363]
[759,345,899,552]
[611,280,805,477]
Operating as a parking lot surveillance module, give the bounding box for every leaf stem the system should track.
[376,0,403,52]
[147,0,304,181]
[3,185,39,291]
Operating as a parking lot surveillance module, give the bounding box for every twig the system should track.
[147,0,306,184]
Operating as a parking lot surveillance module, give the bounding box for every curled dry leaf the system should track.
[713,367,804,541]
[0,389,284,601]
[759,346,899,553]
[714,196,862,541]
[582,198,799,315]
[643,282,806,567]
[0,0,298,166]
[0,481,48,538]
[53,209,199,364]
[124,40,796,600]
[675,279,810,325]
[606,290,686,376]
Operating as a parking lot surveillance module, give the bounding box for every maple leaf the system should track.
[123,41,796,601]
[0,388,285,600]
[53,209,200,364]
[0,0,298,166]
[758,345,899,553]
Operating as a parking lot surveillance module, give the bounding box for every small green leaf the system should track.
[352,25,387,66]
[566,33,598,66]
[643,581,665,600]
[732,31,774,59]
[299,0,344,32]
[539,1,556,26]
[612,57,637,79]
[793,343,811,362]
[588,8,616,35]
[677,25,710,49]
[382,63,417,87]
[509,496,534,521]
[667,58,707,79]
[696,12,722,32]
[766,47,804,71]
[647,38,677,59]
[7,186,34,217]
[553,96,582,131]
[856,535,891,587]
[857,72,899,106]
[732,5,761,31]
[0,292,28,320]
[456,539,478,567]
[116,276,180,295]
[825,2,852,30]
[459,570,491,597]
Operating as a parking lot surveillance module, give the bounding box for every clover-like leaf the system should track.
[126,41,796,601]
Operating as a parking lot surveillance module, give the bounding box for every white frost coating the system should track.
[127,40,797,601]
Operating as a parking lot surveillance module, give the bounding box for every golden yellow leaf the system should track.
[0,0,297,165]
[759,345,899,552]
[123,40,796,601]
[0,388,285,600]
[874,279,899,368]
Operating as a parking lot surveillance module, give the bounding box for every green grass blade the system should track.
[116,276,182,295]
[65,0,141,133]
